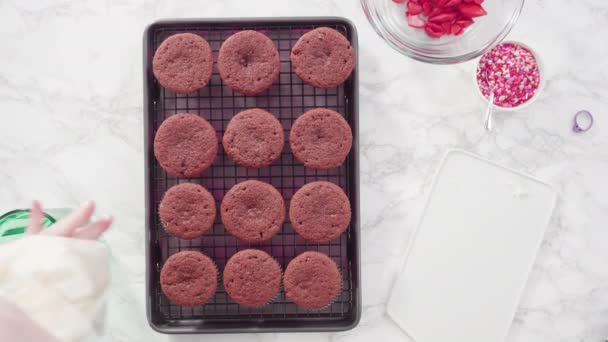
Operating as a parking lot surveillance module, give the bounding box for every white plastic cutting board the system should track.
[387,150,557,342]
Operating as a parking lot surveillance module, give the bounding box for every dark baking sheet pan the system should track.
[143,17,360,333]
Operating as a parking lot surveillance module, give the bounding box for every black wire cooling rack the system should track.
[143,17,359,333]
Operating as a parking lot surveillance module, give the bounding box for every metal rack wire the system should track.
[147,21,357,328]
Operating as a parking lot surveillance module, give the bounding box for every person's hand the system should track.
[0,201,112,341]
[26,201,112,239]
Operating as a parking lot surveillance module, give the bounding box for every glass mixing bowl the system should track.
[360,0,525,64]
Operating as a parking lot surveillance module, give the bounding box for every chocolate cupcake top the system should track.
[218,30,280,95]
[291,27,355,88]
[159,183,216,240]
[154,113,218,178]
[284,251,342,309]
[222,108,284,168]
[289,181,351,242]
[160,251,218,307]
[220,180,285,243]
[290,108,352,169]
[223,249,282,307]
[153,33,214,94]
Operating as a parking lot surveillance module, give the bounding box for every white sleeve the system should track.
[0,236,110,342]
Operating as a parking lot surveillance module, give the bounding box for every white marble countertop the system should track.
[1,0,607,341]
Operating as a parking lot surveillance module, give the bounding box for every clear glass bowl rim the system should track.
[360,0,526,64]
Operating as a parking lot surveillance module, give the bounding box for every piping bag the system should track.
[0,235,110,341]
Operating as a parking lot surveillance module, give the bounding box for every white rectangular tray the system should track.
[387,150,557,342]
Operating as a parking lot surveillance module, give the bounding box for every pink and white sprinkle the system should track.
[476,42,541,108]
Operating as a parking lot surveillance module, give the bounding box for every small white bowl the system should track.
[475,41,545,112]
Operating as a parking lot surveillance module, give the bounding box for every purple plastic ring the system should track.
[573,110,593,133]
